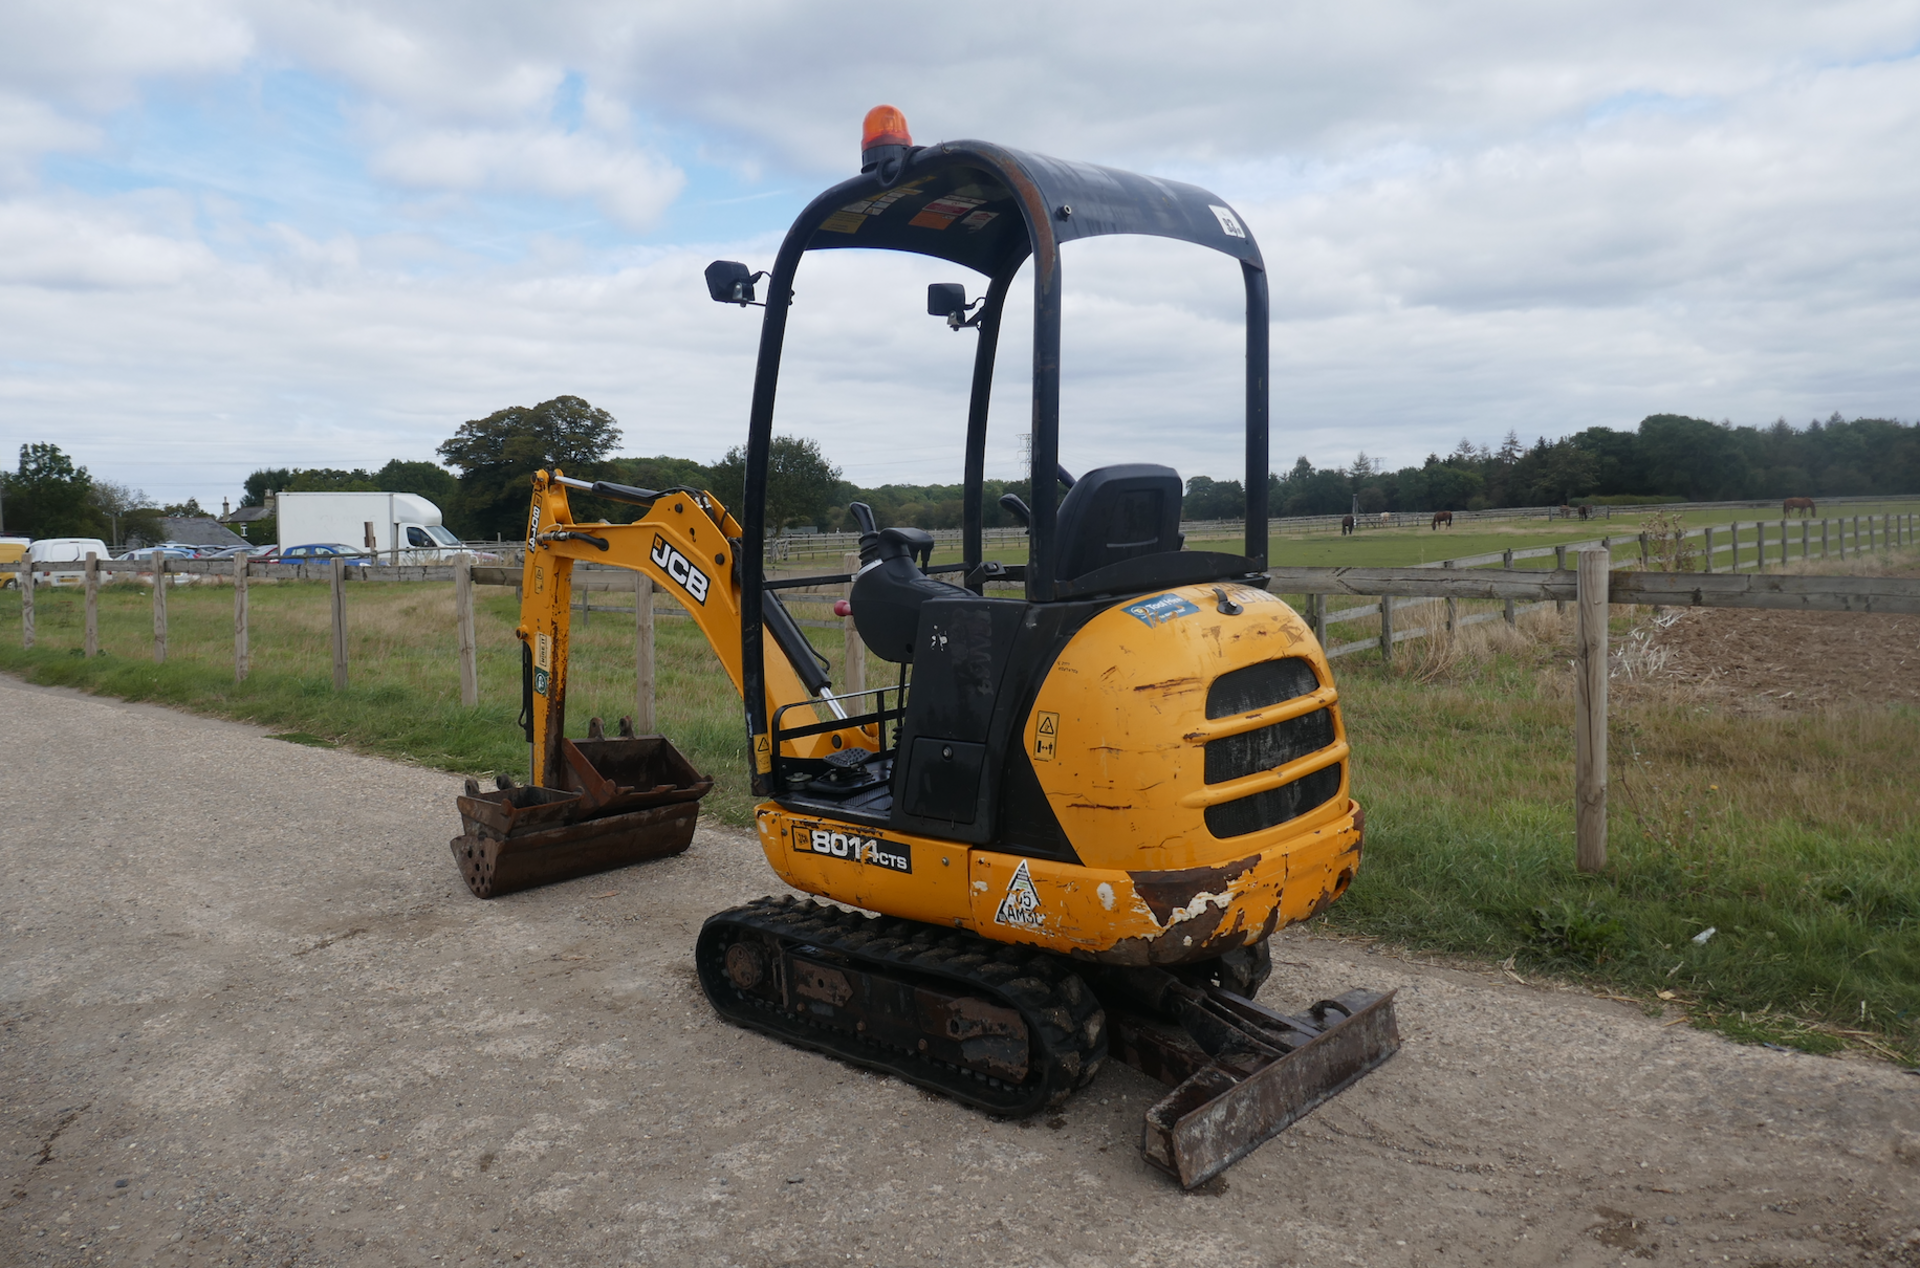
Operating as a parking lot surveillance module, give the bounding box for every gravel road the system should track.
[4,672,1918,1267]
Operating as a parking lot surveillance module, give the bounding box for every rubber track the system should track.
[696,896,1107,1117]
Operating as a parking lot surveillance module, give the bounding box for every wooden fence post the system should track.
[17,563,31,649]
[1801,518,1809,563]
[840,551,864,698]
[1702,525,1714,573]
[455,553,478,708]
[1308,592,1324,645]
[1502,549,1515,625]
[84,552,99,658]
[1852,515,1859,559]
[1638,532,1649,568]
[1756,521,1767,572]
[330,556,348,690]
[152,556,168,663]
[1575,548,1609,874]
[1446,560,1460,630]
[1822,519,1829,559]
[634,573,655,731]
[234,555,249,682]
[1379,595,1393,662]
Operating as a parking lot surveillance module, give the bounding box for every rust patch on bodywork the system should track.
[1084,900,1251,967]
[1129,855,1260,926]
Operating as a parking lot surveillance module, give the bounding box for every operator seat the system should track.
[850,519,966,664]
[1052,463,1184,586]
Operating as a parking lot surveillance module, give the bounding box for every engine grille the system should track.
[1204,707,1335,785]
[1205,763,1343,839]
[1205,657,1320,719]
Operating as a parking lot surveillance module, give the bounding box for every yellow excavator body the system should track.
[453,106,1400,1189]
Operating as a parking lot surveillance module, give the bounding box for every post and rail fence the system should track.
[11,511,1917,876]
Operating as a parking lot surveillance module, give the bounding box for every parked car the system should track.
[205,544,277,560]
[0,536,28,587]
[117,546,197,561]
[116,545,198,585]
[26,537,114,586]
[275,543,375,567]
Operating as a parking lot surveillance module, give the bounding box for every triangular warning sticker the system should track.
[753,733,772,774]
[1036,714,1055,734]
[993,859,1044,930]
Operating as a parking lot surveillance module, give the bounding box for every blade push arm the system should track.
[516,469,865,789]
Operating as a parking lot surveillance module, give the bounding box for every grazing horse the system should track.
[1380,512,1392,525]
[1577,505,1591,521]
[1558,504,1572,520]
[1340,514,1356,536]
[1784,496,1816,517]
[1431,510,1453,530]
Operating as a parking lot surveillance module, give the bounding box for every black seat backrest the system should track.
[851,527,966,664]
[1053,463,1184,583]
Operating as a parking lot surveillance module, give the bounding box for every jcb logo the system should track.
[650,534,710,604]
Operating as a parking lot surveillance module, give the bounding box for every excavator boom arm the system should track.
[516,470,859,788]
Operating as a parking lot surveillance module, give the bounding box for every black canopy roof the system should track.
[799,140,1264,277]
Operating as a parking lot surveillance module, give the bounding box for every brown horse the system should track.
[1577,505,1591,521]
[1340,514,1356,536]
[1431,510,1453,530]
[1784,497,1816,517]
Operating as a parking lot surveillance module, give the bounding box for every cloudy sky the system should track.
[3,1,1918,508]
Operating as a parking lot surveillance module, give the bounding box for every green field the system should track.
[900,498,1920,572]
[3,539,1916,1063]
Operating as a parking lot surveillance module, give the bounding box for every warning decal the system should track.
[753,734,772,774]
[1032,711,1058,762]
[1209,204,1246,238]
[994,859,1045,931]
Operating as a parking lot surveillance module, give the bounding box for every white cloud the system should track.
[369,124,684,230]
[2,0,1918,505]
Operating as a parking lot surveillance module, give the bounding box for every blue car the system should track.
[275,543,374,567]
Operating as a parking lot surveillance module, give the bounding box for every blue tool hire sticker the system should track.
[1123,593,1202,626]
[792,823,912,874]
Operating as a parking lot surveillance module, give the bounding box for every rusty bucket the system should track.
[450,731,714,899]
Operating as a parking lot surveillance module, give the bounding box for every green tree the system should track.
[242,468,295,508]
[1181,475,1245,521]
[603,455,715,495]
[373,459,459,505]
[8,444,100,538]
[87,479,154,548]
[438,395,624,538]
[709,435,843,532]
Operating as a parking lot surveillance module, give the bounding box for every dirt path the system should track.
[4,673,1918,1268]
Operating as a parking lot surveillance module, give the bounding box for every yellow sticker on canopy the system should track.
[753,733,773,774]
[534,631,552,673]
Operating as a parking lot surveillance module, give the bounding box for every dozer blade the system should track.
[1113,987,1399,1189]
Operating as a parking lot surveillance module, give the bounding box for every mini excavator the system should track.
[455,107,1399,1188]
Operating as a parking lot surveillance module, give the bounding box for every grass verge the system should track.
[2,564,1915,1062]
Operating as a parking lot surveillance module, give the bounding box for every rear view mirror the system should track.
[927,282,968,318]
[706,260,763,305]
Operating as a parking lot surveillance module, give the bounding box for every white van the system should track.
[27,538,113,586]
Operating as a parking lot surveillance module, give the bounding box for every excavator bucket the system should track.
[450,721,714,899]
[1110,986,1400,1189]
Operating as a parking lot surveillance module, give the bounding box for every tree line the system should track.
[7,405,1914,545]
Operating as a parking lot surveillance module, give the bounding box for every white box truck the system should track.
[275,492,469,564]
